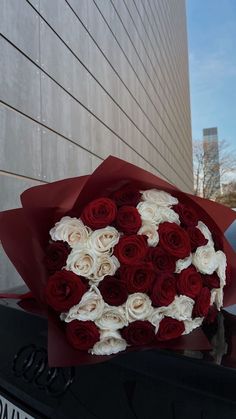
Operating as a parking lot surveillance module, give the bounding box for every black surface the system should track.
[1,297,236,419]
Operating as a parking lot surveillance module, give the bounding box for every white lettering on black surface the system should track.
[0,396,33,419]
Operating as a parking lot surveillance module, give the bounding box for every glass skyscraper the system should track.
[203,127,221,198]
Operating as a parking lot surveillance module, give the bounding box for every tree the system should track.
[193,140,236,200]
[215,192,236,208]
[215,181,236,208]
[221,181,236,194]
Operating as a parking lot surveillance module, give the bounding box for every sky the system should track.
[186,0,236,151]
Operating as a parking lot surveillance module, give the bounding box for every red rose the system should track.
[226,264,232,286]
[99,277,128,306]
[120,262,155,293]
[204,305,218,324]
[150,274,176,307]
[81,197,117,229]
[177,266,202,299]
[173,203,198,227]
[111,184,141,207]
[158,222,191,259]
[114,235,148,265]
[193,287,211,317]
[147,246,176,273]
[202,273,220,290]
[121,320,155,345]
[187,227,208,252]
[212,231,223,251]
[156,317,185,341]
[45,271,87,312]
[45,241,70,274]
[116,206,142,234]
[66,320,100,350]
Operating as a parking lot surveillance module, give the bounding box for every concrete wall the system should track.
[0,0,192,289]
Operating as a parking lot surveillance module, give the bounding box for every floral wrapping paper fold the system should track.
[0,156,235,367]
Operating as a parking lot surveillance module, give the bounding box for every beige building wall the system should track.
[0,0,192,288]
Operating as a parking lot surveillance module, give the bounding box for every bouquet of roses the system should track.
[0,156,235,366]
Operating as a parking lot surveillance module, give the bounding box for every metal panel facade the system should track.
[0,0,192,288]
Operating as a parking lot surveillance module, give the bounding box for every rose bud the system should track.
[192,245,218,275]
[212,231,223,251]
[99,277,128,306]
[111,184,141,207]
[45,271,87,312]
[120,262,155,293]
[137,222,159,247]
[115,206,142,234]
[158,222,191,259]
[173,203,198,227]
[114,235,148,265]
[44,241,70,274]
[193,287,211,318]
[187,227,208,252]
[121,320,155,345]
[140,189,178,206]
[202,273,220,290]
[150,274,176,307]
[204,305,218,325]
[125,293,153,322]
[49,217,91,248]
[81,197,117,229]
[177,266,203,299]
[147,246,176,273]
[66,320,100,350]
[156,317,185,341]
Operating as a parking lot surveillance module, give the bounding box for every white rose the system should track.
[50,216,91,248]
[216,250,227,287]
[125,293,153,322]
[138,222,159,247]
[156,207,180,225]
[163,295,194,321]
[88,227,120,255]
[175,254,192,274]
[192,245,218,274]
[66,248,98,277]
[137,201,160,223]
[137,202,180,225]
[90,330,127,355]
[197,221,214,247]
[95,304,128,330]
[183,317,203,334]
[211,288,224,310]
[141,189,178,206]
[148,308,164,333]
[61,285,104,322]
[89,255,120,284]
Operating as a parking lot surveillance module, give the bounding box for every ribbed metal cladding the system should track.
[0,0,193,287]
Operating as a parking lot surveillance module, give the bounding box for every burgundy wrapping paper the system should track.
[0,156,235,367]
[48,312,211,367]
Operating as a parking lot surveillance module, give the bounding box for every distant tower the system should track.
[203,127,221,198]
